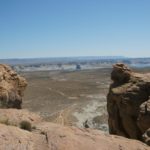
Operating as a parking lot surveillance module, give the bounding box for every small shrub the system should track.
[32,126,36,130]
[0,118,9,125]
[40,131,46,135]
[20,120,32,131]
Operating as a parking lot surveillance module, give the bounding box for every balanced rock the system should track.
[0,64,27,108]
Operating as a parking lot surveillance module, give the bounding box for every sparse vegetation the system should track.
[19,120,32,131]
[32,126,36,130]
[0,99,7,108]
[40,131,46,135]
[0,118,9,125]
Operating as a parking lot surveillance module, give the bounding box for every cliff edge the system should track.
[107,63,150,145]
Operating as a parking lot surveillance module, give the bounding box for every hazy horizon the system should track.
[0,0,150,58]
[0,55,150,60]
[0,54,150,59]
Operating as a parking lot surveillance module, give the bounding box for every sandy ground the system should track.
[21,67,150,132]
[21,68,111,131]
[22,67,150,131]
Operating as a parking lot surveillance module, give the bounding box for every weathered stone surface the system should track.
[0,108,148,150]
[0,123,47,150]
[107,63,150,145]
[37,122,150,150]
[138,99,150,133]
[0,64,27,108]
[111,63,131,84]
[0,121,149,150]
[143,128,150,146]
[0,108,42,127]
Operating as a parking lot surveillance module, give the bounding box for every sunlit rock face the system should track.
[0,116,149,150]
[107,63,150,145]
[0,103,148,150]
[0,64,27,108]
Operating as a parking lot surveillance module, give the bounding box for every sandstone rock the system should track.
[0,108,149,150]
[0,64,27,108]
[107,63,150,145]
[0,121,149,150]
[111,63,131,84]
[138,99,150,133]
[0,108,42,127]
[36,122,149,150]
[0,123,47,150]
[143,128,150,146]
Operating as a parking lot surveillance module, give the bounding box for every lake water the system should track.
[130,63,150,68]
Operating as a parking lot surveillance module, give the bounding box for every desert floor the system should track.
[22,67,150,131]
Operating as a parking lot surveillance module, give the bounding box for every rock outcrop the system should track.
[0,109,149,150]
[107,63,150,145]
[0,64,27,108]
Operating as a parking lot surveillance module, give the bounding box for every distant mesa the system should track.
[0,56,150,72]
[76,64,81,70]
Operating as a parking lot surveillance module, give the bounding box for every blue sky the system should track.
[0,0,150,58]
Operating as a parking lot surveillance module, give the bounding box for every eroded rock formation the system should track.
[107,63,150,145]
[0,64,27,108]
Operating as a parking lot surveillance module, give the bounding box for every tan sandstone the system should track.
[0,64,27,108]
[107,63,150,145]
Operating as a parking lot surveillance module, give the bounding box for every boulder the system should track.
[0,64,27,108]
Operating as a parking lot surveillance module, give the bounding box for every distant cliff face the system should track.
[107,63,150,145]
[0,64,27,108]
